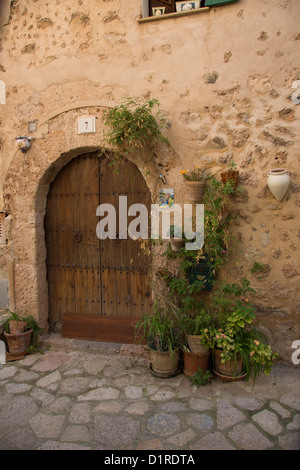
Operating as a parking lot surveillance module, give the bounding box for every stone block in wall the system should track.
[0,279,9,309]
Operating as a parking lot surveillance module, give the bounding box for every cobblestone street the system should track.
[0,334,299,451]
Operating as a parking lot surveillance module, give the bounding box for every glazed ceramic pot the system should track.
[15,137,31,152]
[267,168,290,202]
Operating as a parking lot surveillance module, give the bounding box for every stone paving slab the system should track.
[0,336,299,451]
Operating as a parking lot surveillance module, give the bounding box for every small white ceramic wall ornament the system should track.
[267,168,290,202]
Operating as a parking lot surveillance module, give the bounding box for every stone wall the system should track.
[0,0,299,361]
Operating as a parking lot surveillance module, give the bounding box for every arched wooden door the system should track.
[45,151,152,343]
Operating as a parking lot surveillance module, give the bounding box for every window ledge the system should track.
[138,6,210,24]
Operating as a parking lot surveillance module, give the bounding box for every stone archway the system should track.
[3,106,181,332]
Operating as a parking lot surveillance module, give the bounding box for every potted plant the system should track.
[178,309,214,376]
[168,224,185,252]
[181,167,210,202]
[134,301,181,377]
[102,97,169,166]
[211,279,279,382]
[2,310,44,355]
[220,159,239,190]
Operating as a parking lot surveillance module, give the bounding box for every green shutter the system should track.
[205,0,238,6]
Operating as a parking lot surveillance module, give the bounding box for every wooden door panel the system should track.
[47,267,75,327]
[46,152,152,343]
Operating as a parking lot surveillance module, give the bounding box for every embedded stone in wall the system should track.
[272,248,282,259]
[69,12,90,27]
[258,31,268,41]
[271,281,291,299]
[254,304,289,318]
[37,18,53,29]
[232,128,250,148]
[103,11,120,23]
[203,72,218,84]
[282,262,299,278]
[21,44,35,54]
[278,108,295,121]
[210,136,226,149]
[262,130,293,147]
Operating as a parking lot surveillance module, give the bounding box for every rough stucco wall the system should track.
[0,0,299,361]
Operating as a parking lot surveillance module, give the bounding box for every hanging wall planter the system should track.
[220,169,239,190]
[187,255,215,290]
[185,181,207,202]
[267,168,290,202]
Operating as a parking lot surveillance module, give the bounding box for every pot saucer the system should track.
[213,368,247,382]
[149,364,181,378]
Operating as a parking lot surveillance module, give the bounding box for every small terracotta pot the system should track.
[183,349,210,376]
[4,329,32,354]
[187,335,209,354]
[214,348,243,377]
[170,238,185,251]
[220,170,239,190]
[185,181,207,202]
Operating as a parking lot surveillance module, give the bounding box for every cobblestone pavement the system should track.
[0,334,299,451]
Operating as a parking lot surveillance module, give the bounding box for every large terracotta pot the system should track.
[150,348,180,377]
[4,329,32,354]
[267,168,290,202]
[183,349,210,376]
[214,348,243,377]
[185,181,207,202]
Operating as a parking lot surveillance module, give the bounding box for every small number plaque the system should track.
[78,116,96,134]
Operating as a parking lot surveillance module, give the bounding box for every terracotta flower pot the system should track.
[187,335,209,354]
[214,348,243,377]
[150,348,180,377]
[170,238,185,251]
[220,170,239,190]
[185,181,207,202]
[183,349,210,376]
[4,329,32,354]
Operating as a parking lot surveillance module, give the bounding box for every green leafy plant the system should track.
[2,310,44,353]
[227,159,238,170]
[134,301,180,355]
[188,368,213,387]
[180,167,211,182]
[178,310,215,350]
[211,279,279,382]
[250,261,270,279]
[102,97,169,163]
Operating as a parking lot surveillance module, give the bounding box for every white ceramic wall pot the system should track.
[267,168,290,202]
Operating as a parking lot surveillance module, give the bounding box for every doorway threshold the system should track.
[39,333,149,359]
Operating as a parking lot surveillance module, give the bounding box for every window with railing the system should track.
[140,0,239,20]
